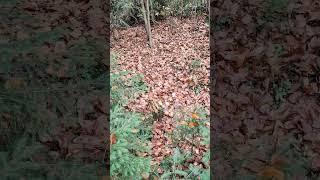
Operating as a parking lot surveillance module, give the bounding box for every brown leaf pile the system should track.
[111,16,209,165]
[211,0,320,178]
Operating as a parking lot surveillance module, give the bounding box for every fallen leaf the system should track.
[141,172,149,180]
[179,120,188,126]
[191,113,200,119]
[270,154,288,169]
[110,134,117,145]
[258,166,284,180]
[5,78,25,90]
[188,121,199,128]
[131,129,139,133]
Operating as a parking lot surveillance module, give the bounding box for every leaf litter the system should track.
[111,16,209,170]
[211,0,320,178]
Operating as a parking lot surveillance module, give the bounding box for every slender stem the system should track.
[146,0,153,48]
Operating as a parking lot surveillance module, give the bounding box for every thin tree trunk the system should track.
[140,0,152,48]
[146,0,152,48]
[149,0,155,23]
[140,0,148,32]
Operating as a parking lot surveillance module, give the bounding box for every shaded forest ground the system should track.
[211,0,320,179]
[1,0,108,179]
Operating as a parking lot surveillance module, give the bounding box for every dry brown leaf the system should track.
[191,113,200,119]
[110,134,117,145]
[188,121,199,128]
[5,78,25,90]
[258,166,284,180]
[131,129,139,133]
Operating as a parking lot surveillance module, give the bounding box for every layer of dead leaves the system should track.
[111,16,209,167]
[1,0,109,177]
[211,0,320,178]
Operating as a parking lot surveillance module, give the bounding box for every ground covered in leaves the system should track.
[1,0,108,179]
[211,0,320,179]
[111,16,209,175]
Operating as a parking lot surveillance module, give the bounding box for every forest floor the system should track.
[111,16,210,174]
[211,0,320,178]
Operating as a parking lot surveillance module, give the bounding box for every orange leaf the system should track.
[191,113,200,119]
[258,166,284,180]
[188,121,199,128]
[110,134,117,145]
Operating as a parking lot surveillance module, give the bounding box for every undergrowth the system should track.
[151,107,210,179]
[110,54,151,179]
[111,0,208,27]
[111,53,210,179]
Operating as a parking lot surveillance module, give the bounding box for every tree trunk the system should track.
[140,0,152,48]
[149,0,155,23]
[146,0,152,47]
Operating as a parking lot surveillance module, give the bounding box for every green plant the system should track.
[111,0,208,27]
[110,105,151,179]
[110,54,151,179]
[188,59,206,95]
[190,59,202,70]
[171,107,209,148]
[111,57,148,107]
[111,0,139,27]
[156,147,210,179]
[153,107,210,179]
[160,148,190,179]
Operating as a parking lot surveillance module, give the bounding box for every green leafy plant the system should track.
[111,0,139,27]
[156,147,210,179]
[152,107,210,179]
[160,148,190,179]
[171,107,209,147]
[110,54,151,179]
[111,0,208,27]
[190,59,202,70]
[110,105,151,179]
